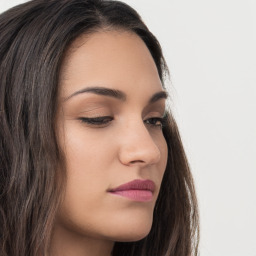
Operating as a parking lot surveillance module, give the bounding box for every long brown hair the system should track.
[0,0,199,255]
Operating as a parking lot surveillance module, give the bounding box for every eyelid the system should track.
[144,109,167,119]
[78,113,168,130]
[78,116,113,128]
[144,114,168,129]
[76,106,108,115]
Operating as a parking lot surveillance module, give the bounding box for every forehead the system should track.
[59,30,162,99]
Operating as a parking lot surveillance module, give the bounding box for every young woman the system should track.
[0,0,199,255]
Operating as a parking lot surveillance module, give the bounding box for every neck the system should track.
[48,224,114,256]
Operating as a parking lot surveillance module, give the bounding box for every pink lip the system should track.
[108,179,155,202]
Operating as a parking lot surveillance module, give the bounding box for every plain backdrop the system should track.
[1,1,256,255]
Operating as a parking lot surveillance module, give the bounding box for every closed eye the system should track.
[78,116,113,127]
[78,114,167,129]
[144,116,167,129]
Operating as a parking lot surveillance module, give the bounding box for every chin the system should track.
[115,228,152,242]
[106,214,154,242]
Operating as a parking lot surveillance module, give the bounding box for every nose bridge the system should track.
[118,117,161,166]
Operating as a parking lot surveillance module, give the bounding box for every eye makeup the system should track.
[62,91,167,130]
[77,111,167,130]
[78,116,114,128]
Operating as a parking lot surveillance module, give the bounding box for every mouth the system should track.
[108,179,155,202]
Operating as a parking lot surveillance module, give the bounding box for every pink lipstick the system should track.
[108,179,155,202]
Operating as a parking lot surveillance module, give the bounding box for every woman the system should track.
[0,0,199,255]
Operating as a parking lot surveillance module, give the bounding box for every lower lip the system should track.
[109,190,153,202]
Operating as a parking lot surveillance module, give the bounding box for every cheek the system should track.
[63,125,116,193]
[57,126,116,234]
[59,123,108,191]
[56,121,168,240]
[161,137,168,171]
[154,131,168,175]
[63,123,114,168]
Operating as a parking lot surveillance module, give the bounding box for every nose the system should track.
[118,120,161,167]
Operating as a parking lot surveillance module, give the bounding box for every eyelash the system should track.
[78,115,167,128]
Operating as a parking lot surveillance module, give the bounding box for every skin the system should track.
[51,30,168,256]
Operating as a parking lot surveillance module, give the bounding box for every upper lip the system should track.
[108,179,155,192]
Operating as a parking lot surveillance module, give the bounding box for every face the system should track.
[56,30,168,243]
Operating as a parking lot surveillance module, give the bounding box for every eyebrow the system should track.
[64,86,168,103]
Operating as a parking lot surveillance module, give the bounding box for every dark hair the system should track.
[0,0,199,255]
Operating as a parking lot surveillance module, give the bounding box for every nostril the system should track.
[118,127,162,166]
[130,160,144,164]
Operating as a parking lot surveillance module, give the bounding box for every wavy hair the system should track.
[0,0,199,255]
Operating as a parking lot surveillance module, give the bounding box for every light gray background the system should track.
[1,0,256,255]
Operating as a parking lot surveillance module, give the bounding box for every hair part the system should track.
[0,0,199,255]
